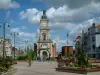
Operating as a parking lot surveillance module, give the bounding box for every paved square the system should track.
[13,61,100,75]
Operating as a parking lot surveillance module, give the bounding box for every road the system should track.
[13,61,100,75]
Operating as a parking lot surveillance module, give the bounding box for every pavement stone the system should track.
[12,61,100,75]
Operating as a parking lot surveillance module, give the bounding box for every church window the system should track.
[44,34,46,40]
[42,33,46,40]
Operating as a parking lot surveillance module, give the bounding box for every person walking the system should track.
[28,58,31,67]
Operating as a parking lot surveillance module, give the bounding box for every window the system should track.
[99,46,100,49]
[44,34,46,40]
[84,42,87,45]
[92,37,95,42]
[42,33,46,40]
[92,44,95,50]
[93,54,96,58]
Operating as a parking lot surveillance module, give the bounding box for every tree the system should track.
[76,50,89,68]
[27,48,34,60]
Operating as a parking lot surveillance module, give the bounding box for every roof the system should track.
[96,24,100,28]
[41,10,48,20]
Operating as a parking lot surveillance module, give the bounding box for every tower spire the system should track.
[43,10,46,15]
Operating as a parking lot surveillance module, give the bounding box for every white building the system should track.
[75,23,100,58]
[0,38,12,57]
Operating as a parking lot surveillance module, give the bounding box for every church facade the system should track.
[36,10,56,60]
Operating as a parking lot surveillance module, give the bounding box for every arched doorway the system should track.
[42,51,47,61]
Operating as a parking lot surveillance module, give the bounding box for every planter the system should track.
[55,66,100,74]
[56,67,87,74]
[96,66,100,69]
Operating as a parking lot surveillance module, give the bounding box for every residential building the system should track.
[62,46,73,56]
[0,38,12,57]
[75,23,100,58]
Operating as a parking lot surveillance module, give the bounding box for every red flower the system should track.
[96,66,100,69]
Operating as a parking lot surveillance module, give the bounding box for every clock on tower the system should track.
[37,10,56,61]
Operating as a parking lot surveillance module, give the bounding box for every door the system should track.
[42,51,47,61]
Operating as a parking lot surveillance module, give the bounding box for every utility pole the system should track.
[11,32,19,60]
[0,22,10,59]
[67,33,69,46]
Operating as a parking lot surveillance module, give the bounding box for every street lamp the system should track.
[11,32,19,60]
[22,40,28,54]
[0,22,10,59]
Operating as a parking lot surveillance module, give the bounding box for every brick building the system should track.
[62,46,73,56]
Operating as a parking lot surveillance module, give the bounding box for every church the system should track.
[36,10,57,60]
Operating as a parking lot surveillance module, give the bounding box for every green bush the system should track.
[17,55,28,60]
[50,57,56,61]
[74,62,79,67]
[76,50,89,67]
[0,66,8,72]
[0,56,13,72]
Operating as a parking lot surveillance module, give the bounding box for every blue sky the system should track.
[1,0,100,51]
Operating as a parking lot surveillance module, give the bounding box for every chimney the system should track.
[43,10,46,15]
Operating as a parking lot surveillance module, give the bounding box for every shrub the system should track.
[50,57,56,61]
[0,66,8,72]
[17,55,28,60]
[0,56,12,72]
[76,50,89,67]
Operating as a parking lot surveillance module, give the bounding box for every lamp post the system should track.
[22,40,28,55]
[11,32,19,60]
[0,22,10,59]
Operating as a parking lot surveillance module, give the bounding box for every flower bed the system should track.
[55,67,100,74]
[56,58,100,74]
[56,67,87,74]
[57,58,76,62]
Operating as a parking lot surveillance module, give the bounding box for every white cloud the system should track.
[21,26,27,30]
[9,20,16,24]
[0,0,20,9]
[6,11,10,18]
[20,2,100,27]
[53,36,73,52]
[10,27,35,38]
[10,27,36,48]
[69,17,100,41]
[10,28,20,32]
[20,8,42,24]
[19,1,100,51]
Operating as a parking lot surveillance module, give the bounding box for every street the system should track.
[12,61,100,75]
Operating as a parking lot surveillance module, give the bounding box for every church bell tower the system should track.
[37,10,53,60]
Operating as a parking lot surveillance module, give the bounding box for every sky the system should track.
[1,0,100,52]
